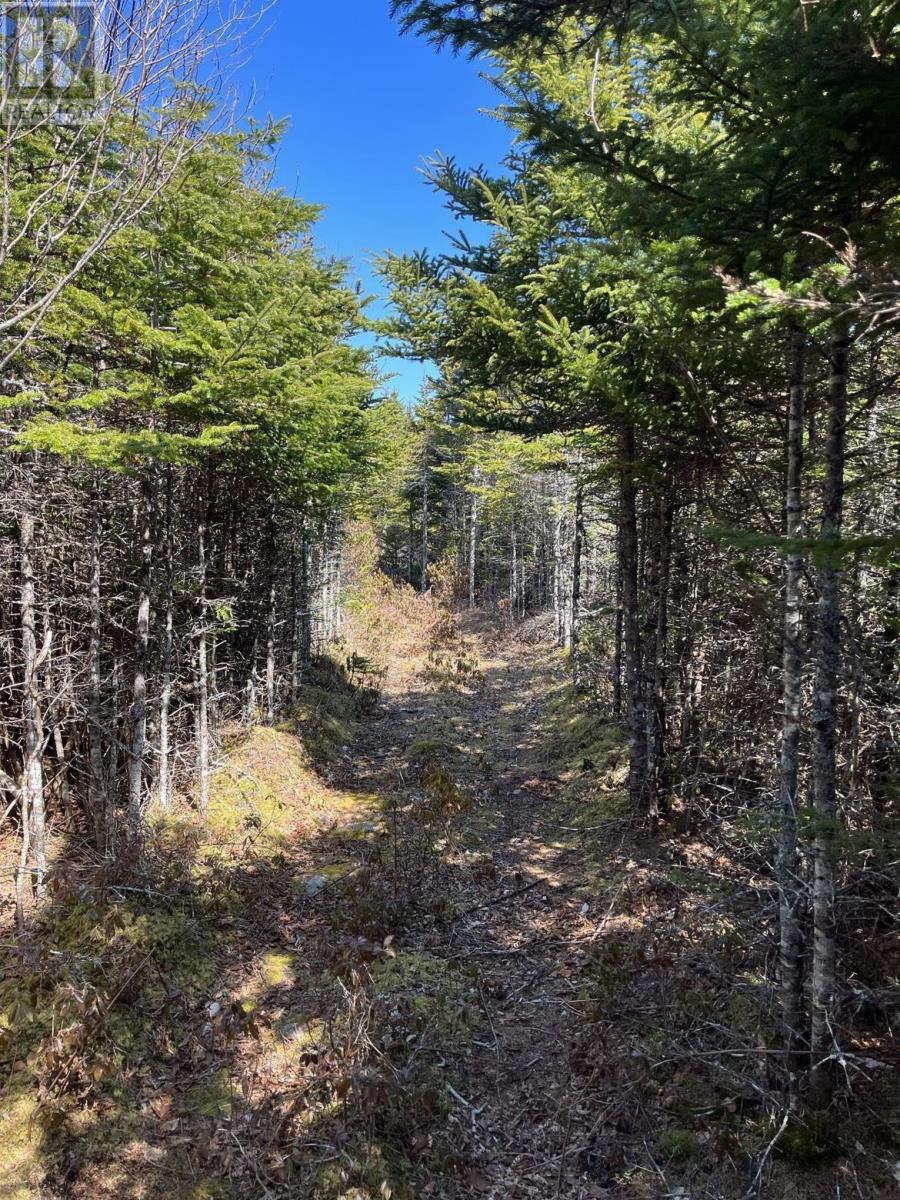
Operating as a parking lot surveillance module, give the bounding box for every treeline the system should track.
[382,0,900,1111]
[378,399,600,647]
[1,107,405,919]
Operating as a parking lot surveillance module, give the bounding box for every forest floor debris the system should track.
[0,602,896,1199]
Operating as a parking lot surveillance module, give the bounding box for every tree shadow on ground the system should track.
[1,641,896,1200]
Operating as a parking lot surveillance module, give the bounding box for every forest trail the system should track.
[327,613,623,1197]
[4,609,633,1200]
[4,607,892,1200]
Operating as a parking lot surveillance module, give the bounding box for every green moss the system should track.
[372,951,459,992]
[324,819,387,841]
[296,860,358,893]
[666,866,727,895]
[125,909,218,998]
[543,683,629,827]
[183,1069,235,1119]
[578,940,631,1014]
[259,950,295,989]
[658,1128,700,1162]
[311,1139,417,1200]
[289,656,362,763]
[0,1077,42,1200]
[205,728,306,851]
[274,1012,324,1047]
[728,986,775,1042]
[179,1182,230,1200]
[776,1113,839,1164]
[405,737,460,763]
[371,952,471,1037]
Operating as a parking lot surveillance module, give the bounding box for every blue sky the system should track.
[237,1,512,405]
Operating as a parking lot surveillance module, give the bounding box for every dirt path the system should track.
[9,610,884,1200]
[329,618,625,1198]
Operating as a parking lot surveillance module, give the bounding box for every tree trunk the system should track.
[571,480,585,675]
[107,656,123,812]
[300,531,312,669]
[88,501,107,849]
[420,464,430,593]
[290,533,300,703]
[18,510,47,910]
[469,480,478,610]
[553,502,565,646]
[266,511,277,723]
[808,321,851,1110]
[197,521,211,815]
[620,425,646,810]
[245,636,259,725]
[51,718,75,832]
[127,472,153,838]
[644,493,672,821]
[158,471,174,811]
[778,326,807,1082]
[613,502,624,717]
[510,518,518,619]
[407,497,415,586]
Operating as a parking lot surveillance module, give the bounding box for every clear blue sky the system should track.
[237,1,512,405]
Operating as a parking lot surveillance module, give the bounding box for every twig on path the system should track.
[446,1082,473,1108]
[449,934,559,959]
[477,981,500,1060]
[457,878,541,918]
[591,878,627,940]
[507,965,549,1001]
[229,1130,275,1199]
[742,1110,789,1200]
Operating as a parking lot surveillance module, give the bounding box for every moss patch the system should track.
[658,1128,701,1162]
[405,737,460,763]
[206,726,321,852]
[182,1069,235,1119]
[776,1112,839,1164]
[544,682,628,823]
[288,656,362,764]
[0,1078,42,1200]
[371,952,472,1037]
[259,949,295,989]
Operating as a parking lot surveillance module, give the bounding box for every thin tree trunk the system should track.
[469,479,478,609]
[510,518,517,619]
[778,326,807,1082]
[51,720,75,832]
[88,501,106,848]
[613,501,624,717]
[571,480,585,676]
[266,518,277,724]
[644,494,672,820]
[245,635,259,725]
[641,498,661,819]
[808,321,851,1110]
[300,531,312,669]
[290,533,300,703]
[420,465,429,593]
[553,502,564,646]
[620,425,646,809]
[107,656,122,811]
[158,471,174,811]
[18,510,47,908]
[197,521,211,815]
[408,497,415,586]
[127,472,153,838]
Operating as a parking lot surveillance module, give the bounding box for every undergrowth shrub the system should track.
[296,941,476,1199]
[342,523,439,676]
